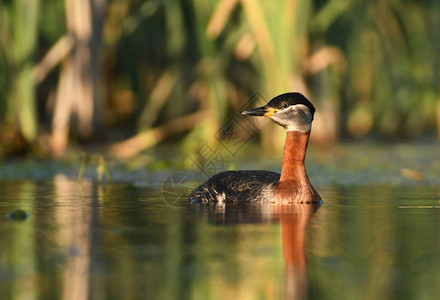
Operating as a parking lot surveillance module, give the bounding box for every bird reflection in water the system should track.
[191,201,320,299]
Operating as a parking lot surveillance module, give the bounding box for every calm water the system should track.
[1,177,439,299]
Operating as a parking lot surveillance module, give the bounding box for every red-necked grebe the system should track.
[188,92,321,204]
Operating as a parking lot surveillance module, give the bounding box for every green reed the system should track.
[0,0,439,158]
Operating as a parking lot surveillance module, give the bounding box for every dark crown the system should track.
[267,92,316,119]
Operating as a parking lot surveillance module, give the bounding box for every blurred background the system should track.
[0,0,439,160]
[0,3,439,298]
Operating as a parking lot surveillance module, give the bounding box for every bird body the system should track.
[188,170,279,203]
[188,92,321,204]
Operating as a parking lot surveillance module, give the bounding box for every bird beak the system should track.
[242,105,280,117]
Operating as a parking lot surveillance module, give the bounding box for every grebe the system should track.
[188,92,321,204]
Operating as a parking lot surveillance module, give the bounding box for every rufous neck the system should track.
[279,130,310,183]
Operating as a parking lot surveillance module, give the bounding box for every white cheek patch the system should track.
[269,104,312,133]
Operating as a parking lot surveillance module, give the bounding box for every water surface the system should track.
[0,178,439,299]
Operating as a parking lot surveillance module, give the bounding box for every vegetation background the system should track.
[1,0,439,160]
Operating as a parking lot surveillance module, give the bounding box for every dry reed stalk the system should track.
[32,35,75,84]
[51,0,106,156]
[109,110,208,158]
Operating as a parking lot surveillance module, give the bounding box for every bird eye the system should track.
[280,103,289,109]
